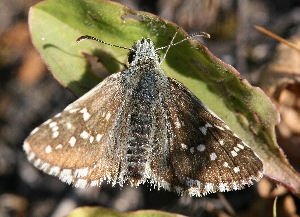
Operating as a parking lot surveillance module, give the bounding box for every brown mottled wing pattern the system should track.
[151,78,263,196]
[23,72,124,188]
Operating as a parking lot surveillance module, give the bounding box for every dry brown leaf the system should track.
[259,35,300,95]
[259,35,300,173]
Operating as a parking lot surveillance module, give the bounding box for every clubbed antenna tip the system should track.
[200,32,210,39]
[76,35,91,42]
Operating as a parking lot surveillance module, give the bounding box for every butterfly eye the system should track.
[128,51,135,63]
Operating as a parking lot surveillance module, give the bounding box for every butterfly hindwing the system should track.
[149,78,263,196]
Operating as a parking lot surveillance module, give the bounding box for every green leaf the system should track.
[29,0,300,194]
[66,206,186,217]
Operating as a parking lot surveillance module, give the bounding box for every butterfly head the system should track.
[128,38,160,65]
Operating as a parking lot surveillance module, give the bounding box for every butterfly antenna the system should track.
[171,32,210,47]
[156,31,210,64]
[76,35,135,51]
[159,29,179,64]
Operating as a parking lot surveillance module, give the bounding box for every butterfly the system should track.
[23,31,263,196]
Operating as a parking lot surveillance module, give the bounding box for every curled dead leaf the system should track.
[259,35,300,178]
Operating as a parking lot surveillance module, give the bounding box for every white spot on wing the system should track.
[49,122,57,128]
[105,112,111,120]
[199,126,207,135]
[28,152,35,161]
[237,143,244,149]
[175,120,181,129]
[30,127,39,135]
[80,131,89,139]
[181,143,187,149]
[43,119,52,125]
[234,147,240,152]
[52,126,59,131]
[52,131,59,138]
[54,113,61,118]
[66,122,72,129]
[23,142,30,153]
[210,152,217,161]
[231,150,238,157]
[45,145,52,154]
[234,167,240,173]
[80,108,91,121]
[96,134,103,142]
[216,125,224,131]
[34,158,41,167]
[197,144,205,152]
[89,136,94,143]
[232,182,239,190]
[219,140,224,145]
[69,136,76,147]
[27,152,35,161]
[55,144,63,149]
[223,162,229,167]
[190,147,195,154]
[199,122,213,135]
[205,123,212,128]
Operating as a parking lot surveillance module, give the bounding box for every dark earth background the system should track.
[0,0,300,216]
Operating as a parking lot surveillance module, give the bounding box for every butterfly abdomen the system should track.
[122,69,160,181]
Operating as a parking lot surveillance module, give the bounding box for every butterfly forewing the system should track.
[24,72,125,187]
[158,78,263,196]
